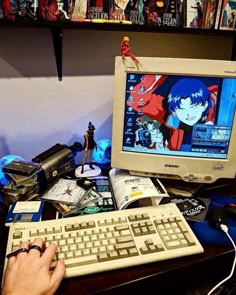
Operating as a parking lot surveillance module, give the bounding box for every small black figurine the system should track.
[81,122,97,174]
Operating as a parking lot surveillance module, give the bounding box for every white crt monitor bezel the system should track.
[111,56,236,183]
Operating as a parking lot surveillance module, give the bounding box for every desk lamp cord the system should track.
[207,224,236,295]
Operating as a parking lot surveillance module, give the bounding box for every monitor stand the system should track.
[75,164,101,178]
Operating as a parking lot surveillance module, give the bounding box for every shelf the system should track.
[1,19,236,34]
[1,19,236,80]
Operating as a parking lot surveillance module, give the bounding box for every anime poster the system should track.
[38,0,71,20]
[203,0,218,29]
[123,73,236,159]
[121,0,145,24]
[143,0,184,26]
[1,0,18,20]
[219,0,236,30]
[143,0,165,25]
[185,0,206,28]
[109,0,127,20]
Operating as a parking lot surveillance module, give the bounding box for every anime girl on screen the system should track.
[127,74,218,151]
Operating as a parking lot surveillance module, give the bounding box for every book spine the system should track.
[86,0,109,19]
[214,0,223,29]
[218,0,235,30]
[109,0,126,21]
[202,0,218,29]
[71,0,88,20]
[184,0,194,28]
[185,0,205,29]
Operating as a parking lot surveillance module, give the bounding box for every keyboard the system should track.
[4,203,204,278]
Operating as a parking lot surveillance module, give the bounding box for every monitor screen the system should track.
[111,57,236,183]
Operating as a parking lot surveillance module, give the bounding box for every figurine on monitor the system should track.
[120,36,139,63]
[81,122,97,174]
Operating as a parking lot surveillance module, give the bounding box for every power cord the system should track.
[207,224,236,295]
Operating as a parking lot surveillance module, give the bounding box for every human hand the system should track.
[2,238,65,295]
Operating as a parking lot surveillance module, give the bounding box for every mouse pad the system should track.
[160,196,210,221]
[191,194,236,246]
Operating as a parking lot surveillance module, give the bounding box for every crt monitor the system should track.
[111,56,236,183]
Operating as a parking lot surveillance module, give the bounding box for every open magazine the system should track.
[109,168,169,210]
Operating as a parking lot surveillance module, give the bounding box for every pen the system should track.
[71,19,133,24]
[71,19,92,22]
[91,19,132,24]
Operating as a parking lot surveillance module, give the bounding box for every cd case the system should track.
[40,178,87,204]
[54,176,116,217]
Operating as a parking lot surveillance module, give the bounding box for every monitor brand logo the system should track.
[224,70,236,74]
[164,164,179,168]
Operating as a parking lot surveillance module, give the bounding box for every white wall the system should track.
[0,27,234,164]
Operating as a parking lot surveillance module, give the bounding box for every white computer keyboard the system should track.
[4,203,204,278]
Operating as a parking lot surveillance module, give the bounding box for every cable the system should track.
[207,224,236,295]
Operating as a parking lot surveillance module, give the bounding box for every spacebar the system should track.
[64,255,98,268]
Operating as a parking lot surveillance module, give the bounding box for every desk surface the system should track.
[1,178,236,295]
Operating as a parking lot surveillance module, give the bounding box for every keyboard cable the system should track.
[207,224,236,295]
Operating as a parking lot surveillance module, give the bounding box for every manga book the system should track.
[108,0,144,23]
[143,0,165,25]
[17,0,38,19]
[1,0,18,20]
[0,1,3,18]
[109,0,127,20]
[219,0,236,30]
[184,0,207,28]
[202,0,218,28]
[162,0,185,26]
[38,0,71,21]
[122,0,145,24]
[71,0,87,20]
[143,0,184,27]
[86,0,109,19]
[214,0,223,28]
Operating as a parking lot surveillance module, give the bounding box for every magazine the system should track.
[109,168,169,210]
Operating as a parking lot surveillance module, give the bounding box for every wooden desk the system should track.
[1,178,236,294]
[55,243,234,294]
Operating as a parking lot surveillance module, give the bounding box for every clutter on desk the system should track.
[54,176,116,217]
[32,142,83,187]
[1,160,41,205]
[0,141,83,206]
[0,154,25,186]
